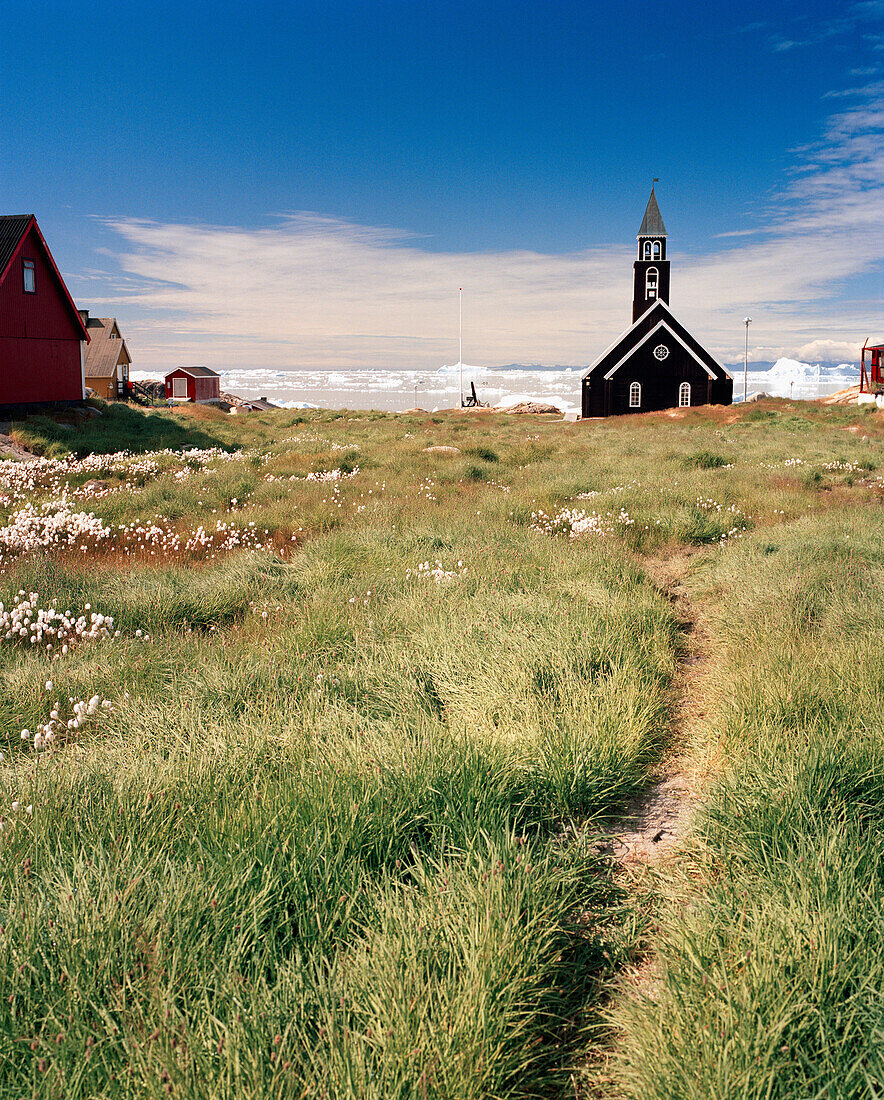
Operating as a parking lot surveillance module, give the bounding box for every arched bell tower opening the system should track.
[633,187,670,321]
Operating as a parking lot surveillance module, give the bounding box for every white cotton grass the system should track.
[0,444,257,508]
[529,506,635,539]
[19,692,114,753]
[304,467,359,483]
[0,501,279,567]
[0,592,116,651]
[406,559,467,583]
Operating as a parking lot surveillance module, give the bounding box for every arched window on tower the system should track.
[643,241,652,260]
[630,382,641,408]
[679,382,691,408]
[646,267,658,299]
[653,240,661,260]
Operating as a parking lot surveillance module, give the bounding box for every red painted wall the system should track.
[192,375,220,401]
[165,370,220,402]
[0,225,84,404]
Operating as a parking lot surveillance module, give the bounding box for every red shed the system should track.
[860,340,884,394]
[0,215,89,407]
[164,366,221,403]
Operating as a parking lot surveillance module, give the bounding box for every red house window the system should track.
[22,259,36,293]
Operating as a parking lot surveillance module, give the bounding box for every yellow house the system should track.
[81,313,131,400]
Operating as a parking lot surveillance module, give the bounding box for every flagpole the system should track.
[459,287,463,407]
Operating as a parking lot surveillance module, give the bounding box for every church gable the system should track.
[603,318,716,380]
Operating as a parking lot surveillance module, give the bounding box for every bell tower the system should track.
[633,187,670,322]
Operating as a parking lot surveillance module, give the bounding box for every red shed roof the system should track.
[164,366,220,379]
[0,215,90,342]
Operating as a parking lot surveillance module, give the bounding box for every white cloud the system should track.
[85,83,884,371]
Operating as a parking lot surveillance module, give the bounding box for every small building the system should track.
[164,366,221,403]
[0,214,90,408]
[582,190,733,417]
[81,313,132,400]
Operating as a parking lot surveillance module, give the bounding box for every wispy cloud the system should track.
[80,84,884,370]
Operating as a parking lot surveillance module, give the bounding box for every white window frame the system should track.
[629,381,641,408]
[653,240,661,260]
[646,266,658,299]
[679,382,691,407]
[172,376,189,399]
[643,241,652,260]
[22,258,35,293]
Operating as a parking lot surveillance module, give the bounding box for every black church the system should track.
[581,190,733,417]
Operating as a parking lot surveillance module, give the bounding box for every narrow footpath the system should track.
[577,548,717,1097]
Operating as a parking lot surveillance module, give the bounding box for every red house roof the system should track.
[0,215,90,342]
[164,366,219,379]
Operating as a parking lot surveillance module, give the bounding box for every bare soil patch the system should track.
[599,550,712,868]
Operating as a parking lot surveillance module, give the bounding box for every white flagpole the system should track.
[459,287,463,407]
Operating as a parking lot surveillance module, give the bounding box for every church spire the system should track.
[638,187,667,237]
[632,187,670,321]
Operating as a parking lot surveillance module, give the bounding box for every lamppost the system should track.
[458,287,463,408]
[743,317,752,402]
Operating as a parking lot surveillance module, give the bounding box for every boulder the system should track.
[422,445,460,454]
[504,402,561,415]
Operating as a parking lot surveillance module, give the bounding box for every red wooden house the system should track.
[164,366,221,403]
[0,215,89,408]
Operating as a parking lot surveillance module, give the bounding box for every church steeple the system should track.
[638,188,667,239]
[633,186,670,321]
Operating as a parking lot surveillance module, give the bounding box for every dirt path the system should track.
[600,550,712,867]
[574,550,715,1098]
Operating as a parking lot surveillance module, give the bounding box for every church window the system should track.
[646,267,658,299]
[653,241,661,260]
[629,382,641,408]
[643,241,651,260]
[679,382,691,407]
[653,344,669,360]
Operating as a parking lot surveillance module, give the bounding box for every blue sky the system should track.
[1,0,881,370]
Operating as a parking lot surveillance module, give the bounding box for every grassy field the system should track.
[0,397,882,1098]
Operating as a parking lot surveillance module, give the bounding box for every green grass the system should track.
[610,511,884,1099]
[0,398,882,1097]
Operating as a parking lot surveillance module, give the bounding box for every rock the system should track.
[745,391,771,403]
[503,402,561,415]
[422,445,460,454]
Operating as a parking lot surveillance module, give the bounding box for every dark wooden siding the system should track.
[582,303,733,417]
[632,260,670,322]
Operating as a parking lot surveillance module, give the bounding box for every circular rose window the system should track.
[653,344,670,360]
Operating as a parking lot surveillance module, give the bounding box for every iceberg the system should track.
[739,358,856,400]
